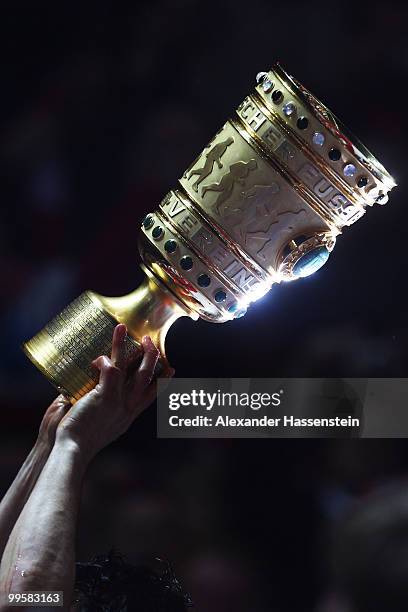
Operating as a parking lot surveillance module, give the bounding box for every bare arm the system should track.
[0,437,86,609]
[0,326,168,610]
[0,396,70,561]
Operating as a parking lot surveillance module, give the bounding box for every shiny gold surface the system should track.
[23,271,192,402]
[23,63,396,399]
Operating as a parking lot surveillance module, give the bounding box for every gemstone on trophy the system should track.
[262,78,273,93]
[197,273,211,287]
[272,90,283,103]
[164,239,177,253]
[329,148,341,161]
[283,102,296,116]
[180,256,193,270]
[152,226,164,239]
[357,176,368,188]
[343,163,357,177]
[143,214,155,229]
[292,246,330,278]
[214,290,227,303]
[256,71,267,83]
[297,116,309,130]
[312,132,325,147]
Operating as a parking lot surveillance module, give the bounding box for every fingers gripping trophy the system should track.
[23,63,396,401]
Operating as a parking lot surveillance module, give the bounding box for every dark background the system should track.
[0,2,407,610]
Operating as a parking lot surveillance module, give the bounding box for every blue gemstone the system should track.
[152,226,164,239]
[180,256,193,270]
[228,303,239,312]
[292,246,330,278]
[214,290,227,303]
[143,214,154,229]
[164,239,177,253]
[197,273,211,287]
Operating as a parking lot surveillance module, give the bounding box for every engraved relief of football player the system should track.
[201,159,257,215]
[187,136,234,192]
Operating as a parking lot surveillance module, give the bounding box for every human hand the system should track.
[55,324,173,463]
[35,395,71,454]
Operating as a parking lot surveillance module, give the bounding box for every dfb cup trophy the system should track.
[23,63,396,401]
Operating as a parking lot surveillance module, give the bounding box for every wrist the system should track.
[53,433,93,472]
[32,438,52,462]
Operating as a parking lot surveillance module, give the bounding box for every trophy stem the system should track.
[22,266,193,402]
[98,266,192,357]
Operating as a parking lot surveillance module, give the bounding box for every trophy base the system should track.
[23,269,192,402]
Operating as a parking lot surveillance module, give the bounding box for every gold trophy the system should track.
[23,63,396,401]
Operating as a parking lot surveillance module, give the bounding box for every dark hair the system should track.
[73,550,193,611]
[334,481,408,612]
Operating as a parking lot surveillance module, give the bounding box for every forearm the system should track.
[0,438,88,607]
[0,442,50,562]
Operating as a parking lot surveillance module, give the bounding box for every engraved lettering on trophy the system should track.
[238,98,266,132]
[260,124,284,149]
[191,227,214,254]
[276,141,296,162]
[298,162,354,215]
[331,193,349,208]
[298,162,320,184]
[45,294,140,381]
[179,214,198,235]
[187,137,234,192]
[329,193,355,217]
[314,179,334,199]
[202,160,258,216]
[223,260,259,291]
[209,244,229,266]
[162,194,186,218]
[330,193,358,220]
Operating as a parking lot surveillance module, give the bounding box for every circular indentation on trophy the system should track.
[292,246,330,278]
[197,273,211,287]
[343,163,356,177]
[180,256,193,270]
[164,239,177,253]
[357,176,368,188]
[143,214,154,230]
[297,116,309,130]
[312,131,325,146]
[152,225,164,239]
[283,102,296,116]
[272,90,283,103]
[214,290,227,303]
[328,148,341,161]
